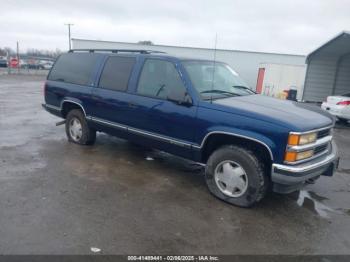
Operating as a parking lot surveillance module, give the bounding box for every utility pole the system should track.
[64,23,74,50]
[16,41,19,73]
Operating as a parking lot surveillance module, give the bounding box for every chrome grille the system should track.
[317,128,331,139]
[313,127,332,159]
[314,143,329,155]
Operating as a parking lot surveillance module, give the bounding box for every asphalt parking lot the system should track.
[1,74,350,255]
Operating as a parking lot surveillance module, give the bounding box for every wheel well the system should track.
[61,102,84,118]
[201,134,273,166]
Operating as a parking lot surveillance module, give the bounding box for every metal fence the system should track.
[0,67,49,76]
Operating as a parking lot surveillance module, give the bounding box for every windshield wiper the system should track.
[232,85,256,94]
[200,89,241,97]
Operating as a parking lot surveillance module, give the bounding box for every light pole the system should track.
[64,23,74,50]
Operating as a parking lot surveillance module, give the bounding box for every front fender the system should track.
[198,126,277,161]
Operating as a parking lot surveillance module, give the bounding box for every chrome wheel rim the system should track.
[214,160,248,198]
[69,117,83,142]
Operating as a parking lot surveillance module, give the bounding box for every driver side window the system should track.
[137,59,186,99]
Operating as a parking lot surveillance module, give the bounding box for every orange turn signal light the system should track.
[288,134,300,145]
[285,151,297,162]
[284,150,314,162]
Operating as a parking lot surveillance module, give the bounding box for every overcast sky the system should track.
[1,0,349,54]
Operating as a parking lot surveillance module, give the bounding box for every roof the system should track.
[71,38,305,58]
[306,31,350,63]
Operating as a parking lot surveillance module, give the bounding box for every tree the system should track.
[25,48,62,58]
[1,47,14,56]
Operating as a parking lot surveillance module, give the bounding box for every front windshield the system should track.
[183,61,255,100]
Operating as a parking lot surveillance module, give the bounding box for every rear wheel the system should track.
[65,109,96,145]
[205,145,268,207]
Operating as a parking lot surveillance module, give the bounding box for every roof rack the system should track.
[68,49,167,54]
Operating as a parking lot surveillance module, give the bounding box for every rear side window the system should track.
[98,56,135,91]
[48,53,99,85]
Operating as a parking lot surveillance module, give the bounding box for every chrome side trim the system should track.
[273,142,337,173]
[289,125,333,135]
[89,116,127,130]
[60,100,87,117]
[286,135,332,152]
[128,127,192,148]
[194,131,274,161]
[88,116,192,148]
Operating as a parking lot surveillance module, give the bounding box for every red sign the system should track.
[10,58,19,68]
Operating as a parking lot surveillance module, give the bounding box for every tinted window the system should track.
[137,59,186,99]
[48,53,99,85]
[183,61,252,99]
[99,56,135,91]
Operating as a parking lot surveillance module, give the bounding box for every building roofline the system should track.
[258,62,306,67]
[306,31,350,63]
[71,38,305,58]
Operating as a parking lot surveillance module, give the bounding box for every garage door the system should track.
[334,54,350,95]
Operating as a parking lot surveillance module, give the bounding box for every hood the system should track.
[212,95,334,131]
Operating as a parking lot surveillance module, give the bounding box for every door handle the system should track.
[128,102,138,109]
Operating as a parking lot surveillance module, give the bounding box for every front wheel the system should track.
[205,145,269,207]
[65,109,96,145]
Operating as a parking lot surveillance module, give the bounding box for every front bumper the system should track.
[271,141,339,194]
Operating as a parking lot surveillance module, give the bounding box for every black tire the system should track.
[205,145,268,207]
[65,109,96,145]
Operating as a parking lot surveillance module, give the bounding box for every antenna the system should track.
[210,33,218,103]
[64,23,74,50]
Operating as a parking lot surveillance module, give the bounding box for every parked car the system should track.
[321,93,350,123]
[20,60,39,69]
[41,61,54,70]
[42,50,339,207]
[0,56,7,67]
[20,59,29,69]
[21,59,45,69]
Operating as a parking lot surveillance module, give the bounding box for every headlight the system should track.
[285,131,318,163]
[284,150,314,162]
[288,132,317,145]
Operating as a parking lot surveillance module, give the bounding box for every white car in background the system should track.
[321,93,350,123]
[42,61,53,70]
[38,60,54,70]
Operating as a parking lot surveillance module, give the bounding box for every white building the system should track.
[72,38,306,90]
[258,63,306,101]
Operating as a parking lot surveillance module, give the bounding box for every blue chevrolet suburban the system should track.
[42,50,339,207]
